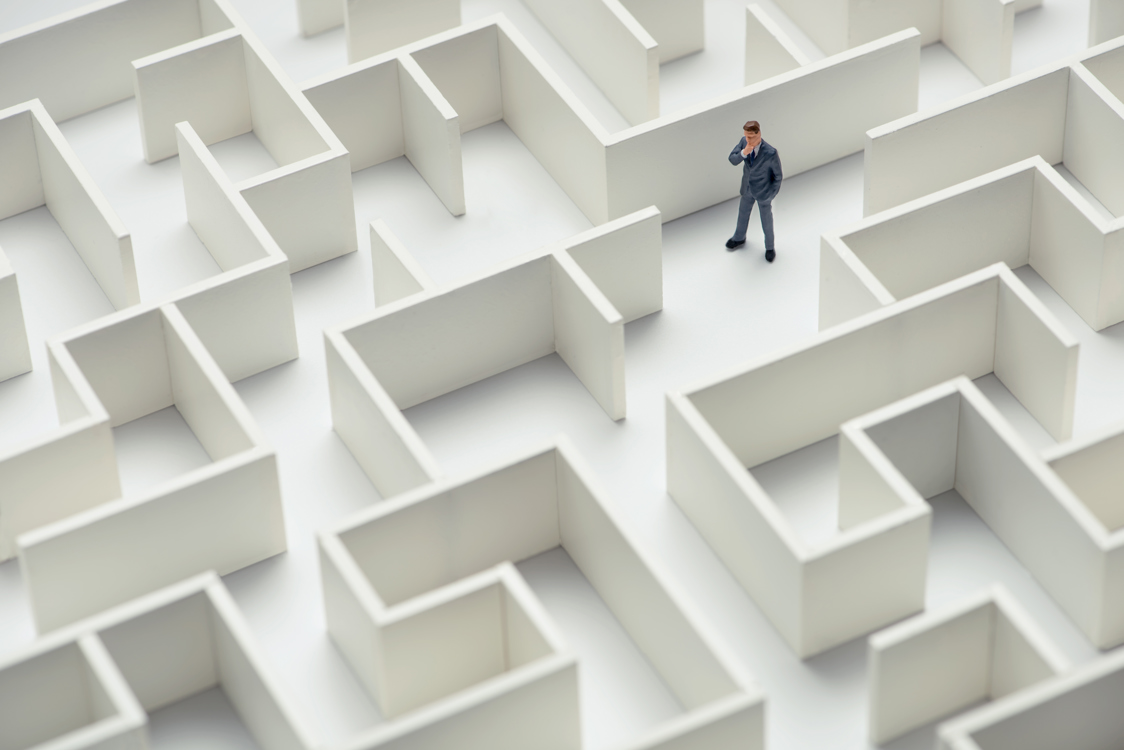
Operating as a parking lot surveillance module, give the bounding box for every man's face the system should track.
[744,129,762,148]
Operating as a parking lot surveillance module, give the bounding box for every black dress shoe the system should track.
[725,238,745,250]
[765,248,776,263]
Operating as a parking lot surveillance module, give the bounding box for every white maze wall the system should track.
[0,0,1122,749]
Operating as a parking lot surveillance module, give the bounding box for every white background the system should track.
[0,0,1119,748]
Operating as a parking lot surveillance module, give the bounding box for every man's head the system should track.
[743,120,761,148]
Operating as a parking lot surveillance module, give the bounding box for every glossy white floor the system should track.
[0,1,1116,749]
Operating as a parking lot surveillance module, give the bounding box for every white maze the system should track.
[1,0,1124,748]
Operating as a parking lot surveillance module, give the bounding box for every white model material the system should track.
[0,244,31,383]
[346,0,461,63]
[0,123,296,633]
[296,0,692,127]
[843,376,1124,651]
[822,157,1124,332]
[868,586,1068,744]
[18,301,286,633]
[326,206,662,499]
[130,4,356,271]
[0,100,139,312]
[304,15,919,225]
[0,572,313,750]
[1089,0,1124,46]
[0,0,357,274]
[0,0,235,122]
[521,0,659,125]
[744,5,811,87]
[1046,420,1124,535]
[865,35,1124,216]
[321,438,764,750]
[666,265,1078,658]
[773,0,1039,84]
[936,645,1124,749]
[369,220,436,307]
[617,0,705,62]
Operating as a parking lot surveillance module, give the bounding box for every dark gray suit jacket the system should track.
[729,138,782,203]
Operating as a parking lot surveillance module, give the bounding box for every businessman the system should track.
[726,120,782,262]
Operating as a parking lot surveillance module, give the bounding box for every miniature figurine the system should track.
[726,120,782,262]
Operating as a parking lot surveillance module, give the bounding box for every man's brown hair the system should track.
[743,120,760,133]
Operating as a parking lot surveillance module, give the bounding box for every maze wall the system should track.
[1,0,1122,749]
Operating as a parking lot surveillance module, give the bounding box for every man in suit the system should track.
[726,120,782,262]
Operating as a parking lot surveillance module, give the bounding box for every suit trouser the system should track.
[732,192,773,249]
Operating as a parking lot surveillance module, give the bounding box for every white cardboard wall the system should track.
[321,441,764,749]
[1063,65,1124,218]
[328,209,660,498]
[0,101,139,312]
[865,66,1069,215]
[744,4,809,87]
[953,387,1109,645]
[0,574,313,750]
[992,262,1080,443]
[847,0,941,47]
[687,271,1002,469]
[942,0,1015,85]
[17,303,286,633]
[619,0,705,62]
[409,24,502,134]
[824,158,1124,333]
[127,3,358,271]
[497,23,611,225]
[0,107,43,219]
[0,248,31,383]
[398,55,465,217]
[522,0,658,125]
[19,448,284,633]
[30,107,139,311]
[1090,0,1124,45]
[937,648,1124,750]
[772,0,848,54]
[0,0,222,121]
[177,123,273,271]
[868,587,1067,744]
[550,253,626,421]
[1047,423,1124,533]
[667,269,1079,657]
[817,237,892,330]
[370,220,435,307]
[605,29,920,222]
[303,58,405,173]
[560,205,663,324]
[346,259,555,410]
[835,164,1034,303]
[346,0,461,64]
[324,331,443,499]
[132,29,251,163]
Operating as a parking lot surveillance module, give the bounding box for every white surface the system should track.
[937,644,1124,749]
[744,4,809,87]
[522,0,658,125]
[346,0,461,63]
[824,156,1124,332]
[0,0,1117,749]
[0,573,314,750]
[369,220,434,306]
[328,211,659,496]
[0,247,31,382]
[320,440,762,748]
[667,267,1077,658]
[398,54,465,217]
[867,585,1067,744]
[1090,0,1124,44]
